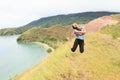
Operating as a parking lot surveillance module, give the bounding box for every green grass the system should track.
[111,14,120,20]
[100,22,120,39]
[13,32,120,80]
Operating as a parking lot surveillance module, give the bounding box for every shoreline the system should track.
[33,42,54,52]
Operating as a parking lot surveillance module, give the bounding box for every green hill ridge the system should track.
[25,11,118,27]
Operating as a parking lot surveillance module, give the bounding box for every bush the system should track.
[47,48,52,53]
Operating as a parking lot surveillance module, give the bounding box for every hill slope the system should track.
[13,14,120,80]
[13,33,120,80]
[0,11,119,36]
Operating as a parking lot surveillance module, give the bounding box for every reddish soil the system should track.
[85,16,119,32]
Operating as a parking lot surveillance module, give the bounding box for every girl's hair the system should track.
[72,25,76,29]
[72,25,81,31]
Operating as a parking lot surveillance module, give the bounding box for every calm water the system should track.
[0,35,48,80]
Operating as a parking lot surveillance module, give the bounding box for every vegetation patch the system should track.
[100,22,120,38]
[47,48,52,53]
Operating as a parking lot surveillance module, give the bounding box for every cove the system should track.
[0,35,48,80]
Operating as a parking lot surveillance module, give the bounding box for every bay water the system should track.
[0,35,48,80]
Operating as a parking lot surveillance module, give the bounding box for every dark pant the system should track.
[71,39,84,53]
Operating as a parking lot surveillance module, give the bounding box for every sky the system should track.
[0,0,120,28]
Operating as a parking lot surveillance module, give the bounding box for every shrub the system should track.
[47,48,52,53]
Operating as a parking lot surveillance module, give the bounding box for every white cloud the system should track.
[0,0,120,28]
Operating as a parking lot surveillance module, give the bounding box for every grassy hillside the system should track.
[12,14,120,80]
[13,33,120,80]
[0,11,118,36]
[111,14,120,20]
[17,25,72,48]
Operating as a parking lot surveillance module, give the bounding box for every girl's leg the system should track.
[71,39,79,52]
[79,40,84,53]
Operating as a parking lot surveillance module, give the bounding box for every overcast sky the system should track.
[0,0,120,28]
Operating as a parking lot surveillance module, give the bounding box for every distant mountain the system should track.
[0,11,119,36]
[0,26,30,36]
[25,11,119,28]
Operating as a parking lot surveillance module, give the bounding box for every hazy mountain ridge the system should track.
[25,11,118,27]
[0,11,119,36]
